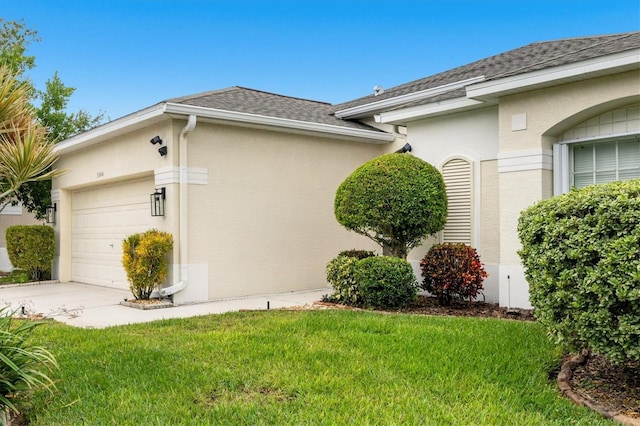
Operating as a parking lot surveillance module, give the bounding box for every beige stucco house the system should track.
[52,31,639,307]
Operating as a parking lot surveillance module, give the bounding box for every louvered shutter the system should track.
[441,159,472,245]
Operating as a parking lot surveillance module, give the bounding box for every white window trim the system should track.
[554,131,640,195]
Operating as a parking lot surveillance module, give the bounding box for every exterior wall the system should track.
[52,121,176,283]
[185,122,385,300]
[495,70,640,308]
[403,106,500,302]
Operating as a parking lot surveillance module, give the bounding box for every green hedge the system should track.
[5,225,55,281]
[518,179,640,363]
[354,256,418,309]
[325,250,377,306]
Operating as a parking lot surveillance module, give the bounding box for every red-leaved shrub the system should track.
[420,243,487,306]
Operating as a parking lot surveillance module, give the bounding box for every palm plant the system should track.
[0,65,61,211]
[0,306,57,417]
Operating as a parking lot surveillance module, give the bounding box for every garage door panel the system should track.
[71,178,153,289]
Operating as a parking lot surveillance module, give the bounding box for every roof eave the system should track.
[54,101,393,156]
[334,76,486,120]
[466,48,640,101]
[54,104,167,155]
[164,103,394,144]
[374,97,488,125]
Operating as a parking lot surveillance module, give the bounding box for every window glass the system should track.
[572,138,640,188]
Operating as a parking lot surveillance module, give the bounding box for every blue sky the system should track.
[2,0,639,121]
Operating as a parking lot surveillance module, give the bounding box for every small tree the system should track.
[0,66,60,211]
[122,230,174,300]
[1,19,103,218]
[334,153,447,258]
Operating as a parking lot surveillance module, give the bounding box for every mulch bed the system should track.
[311,295,536,321]
[568,354,640,421]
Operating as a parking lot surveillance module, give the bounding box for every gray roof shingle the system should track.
[166,86,382,132]
[334,31,640,112]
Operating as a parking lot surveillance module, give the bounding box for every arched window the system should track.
[441,158,472,245]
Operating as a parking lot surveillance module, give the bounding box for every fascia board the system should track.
[466,49,640,100]
[54,104,167,155]
[164,103,395,144]
[334,76,486,119]
[375,97,487,124]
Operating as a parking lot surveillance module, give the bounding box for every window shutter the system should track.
[441,159,472,245]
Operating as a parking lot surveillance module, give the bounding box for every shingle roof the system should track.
[166,86,382,132]
[334,31,640,112]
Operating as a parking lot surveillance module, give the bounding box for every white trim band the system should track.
[155,166,208,185]
[498,149,553,173]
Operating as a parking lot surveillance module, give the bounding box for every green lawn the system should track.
[22,310,607,425]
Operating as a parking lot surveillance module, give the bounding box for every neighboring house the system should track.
[52,31,639,307]
[0,204,41,272]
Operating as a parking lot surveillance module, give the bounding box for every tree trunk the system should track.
[383,243,407,259]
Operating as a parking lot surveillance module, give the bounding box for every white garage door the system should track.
[71,177,155,289]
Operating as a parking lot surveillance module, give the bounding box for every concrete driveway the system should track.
[0,282,330,328]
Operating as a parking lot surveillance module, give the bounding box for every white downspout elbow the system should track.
[162,114,197,299]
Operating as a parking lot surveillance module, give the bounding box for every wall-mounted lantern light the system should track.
[150,188,166,217]
[46,203,57,224]
[158,146,168,156]
[150,136,163,145]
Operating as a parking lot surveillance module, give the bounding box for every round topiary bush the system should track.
[325,250,376,306]
[518,179,640,363]
[420,243,487,306]
[354,256,418,309]
[334,153,447,259]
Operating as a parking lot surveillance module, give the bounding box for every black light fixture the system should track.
[150,136,163,145]
[158,146,168,157]
[46,203,57,224]
[394,143,412,154]
[150,188,166,216]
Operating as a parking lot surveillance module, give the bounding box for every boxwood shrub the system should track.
[518,179,640,363]
[325,250,376,306]
[354,256,418,309]
[5,225,55,281]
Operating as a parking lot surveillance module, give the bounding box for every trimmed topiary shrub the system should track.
[420,243,487,306]
[122,229,173,300]
[354,256,418,309]
[5,225,55,281]
[334,153,447,259]
[518,179,640,363]
[325,250,377,306]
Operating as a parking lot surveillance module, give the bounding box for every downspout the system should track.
[160,114,197,298]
